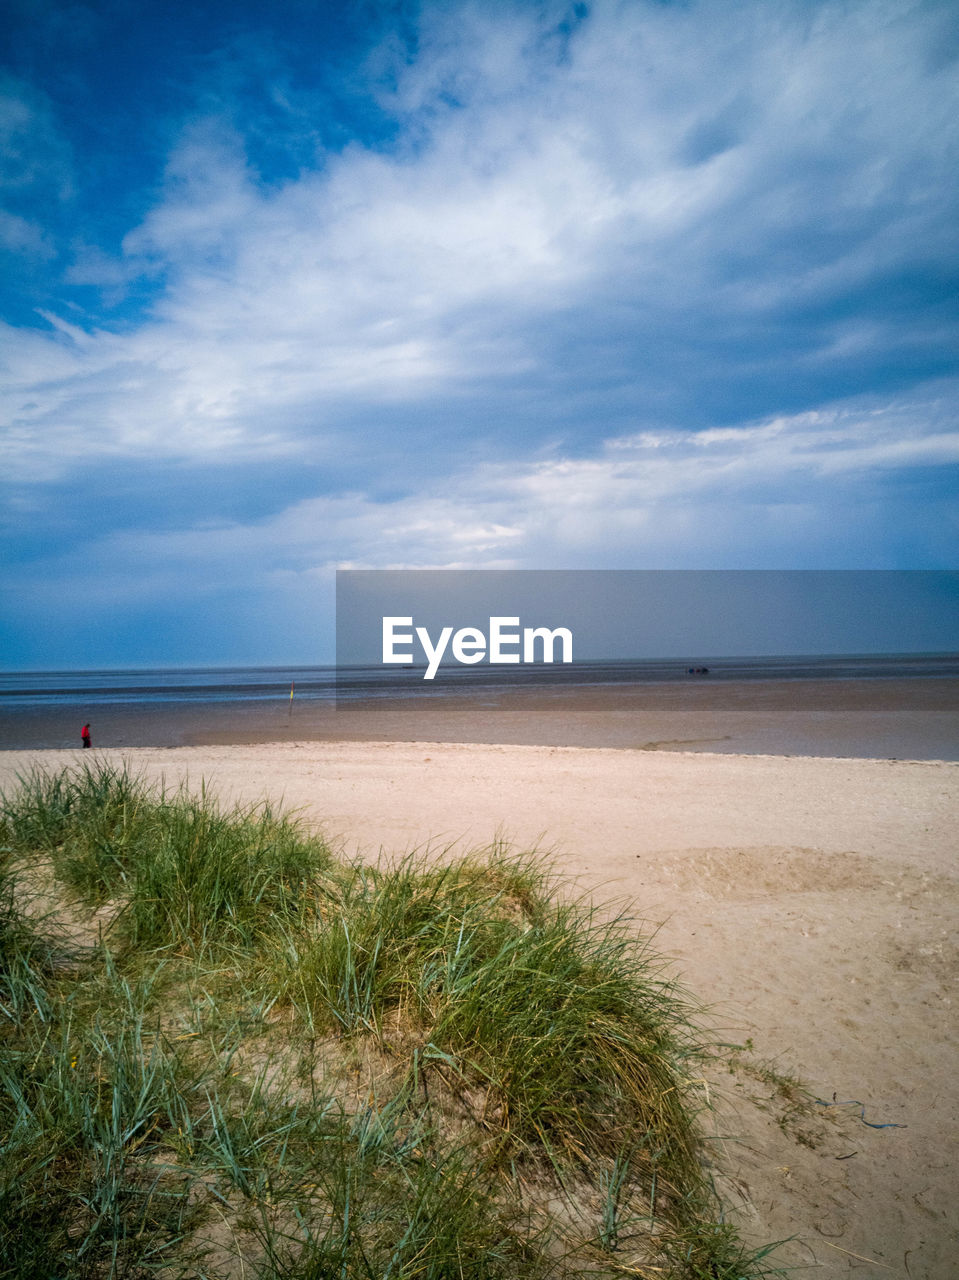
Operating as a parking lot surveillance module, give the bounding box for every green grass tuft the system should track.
[3,760,151,901]
[271,852,700,1190]
[2,762,336,955]
[0,865,57,1025]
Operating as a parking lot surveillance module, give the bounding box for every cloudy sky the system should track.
[2,0,957,667]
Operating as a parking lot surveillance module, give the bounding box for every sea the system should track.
[2,652,957,709]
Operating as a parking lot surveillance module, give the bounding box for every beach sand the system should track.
[1,740,956,1276]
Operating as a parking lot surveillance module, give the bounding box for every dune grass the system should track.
[0,761,782,1279]
[3,761,336,954]
[269,853,701,1190]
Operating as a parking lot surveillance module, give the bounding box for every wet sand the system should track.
[2,675,958,759]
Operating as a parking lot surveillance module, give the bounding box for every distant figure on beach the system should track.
[81,723,92,748]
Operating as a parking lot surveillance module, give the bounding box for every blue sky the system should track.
[1,0,957,667]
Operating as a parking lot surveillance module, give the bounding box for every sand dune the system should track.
[2,741,955,1277]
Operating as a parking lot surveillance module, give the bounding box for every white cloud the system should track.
[2,0,958,628]
[8,384,956,623]
[0,76,73,199]
[0,209,55,259]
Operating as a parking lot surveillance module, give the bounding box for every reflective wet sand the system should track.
[3,675,957,759]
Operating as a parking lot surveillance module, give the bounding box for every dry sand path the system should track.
[2,743,956,1278]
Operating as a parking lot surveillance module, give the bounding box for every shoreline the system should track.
[3,674,958,759]
[4,738,956,765]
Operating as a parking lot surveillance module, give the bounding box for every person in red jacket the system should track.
[81,723,92,748]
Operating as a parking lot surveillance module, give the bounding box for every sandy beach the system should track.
[1,739,956,1276]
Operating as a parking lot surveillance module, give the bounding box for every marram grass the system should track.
[3,760,337,954]
[268,853,702,1188]
[0,762,783,1279]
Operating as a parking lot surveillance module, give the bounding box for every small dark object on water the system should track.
[686,666,710,675]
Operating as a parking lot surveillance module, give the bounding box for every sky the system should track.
[1,0,957,667]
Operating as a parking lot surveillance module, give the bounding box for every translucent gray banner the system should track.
[335,570,958,692]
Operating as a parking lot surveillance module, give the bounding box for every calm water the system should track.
[1,653,957,709]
